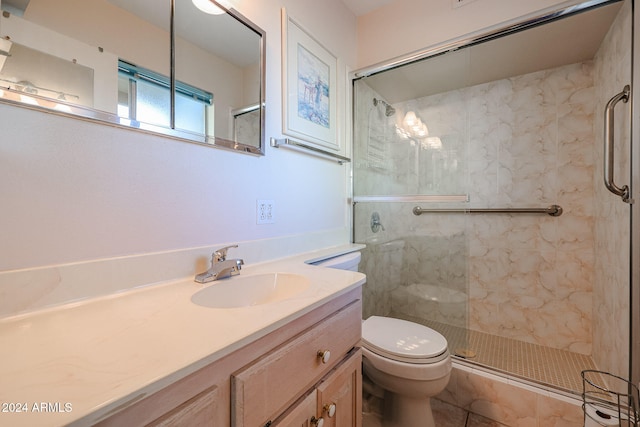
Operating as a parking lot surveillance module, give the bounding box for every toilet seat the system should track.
[362,346,451,381]
[362,316,448,364]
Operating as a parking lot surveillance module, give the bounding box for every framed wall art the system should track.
[281,9,339,151]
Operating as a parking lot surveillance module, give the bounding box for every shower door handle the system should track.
[604,85,632,203]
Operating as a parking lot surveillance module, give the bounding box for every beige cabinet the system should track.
[316,349,362,427]
[274,390,318,427]
[233,301,362,426]
[148,385,221,427]
[94,287,362,427]
[94,363,227,427]
[272,349,362,427]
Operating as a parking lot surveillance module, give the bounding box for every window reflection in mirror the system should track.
[0,0,265,154]
[117,60,213,136]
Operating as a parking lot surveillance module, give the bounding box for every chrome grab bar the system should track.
[604,85,632,203]
[412,205,563,216]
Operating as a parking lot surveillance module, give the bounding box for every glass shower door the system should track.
[353,75,472,357]
[352,0,635,394]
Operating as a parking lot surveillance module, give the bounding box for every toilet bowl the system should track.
[362,316,451,427]
[312,251,452,427]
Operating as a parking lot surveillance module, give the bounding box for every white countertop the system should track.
[0,246,366,426]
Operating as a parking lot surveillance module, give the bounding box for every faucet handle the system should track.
[232,258,245,275]
[213,244,238,262]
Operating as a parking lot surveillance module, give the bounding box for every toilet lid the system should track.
[362,316,448,362]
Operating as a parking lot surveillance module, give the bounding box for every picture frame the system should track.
[281,9,339,151]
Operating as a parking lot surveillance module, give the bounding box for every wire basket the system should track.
[582,370,640,426]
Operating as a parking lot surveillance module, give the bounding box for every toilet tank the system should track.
[313,252,361,271]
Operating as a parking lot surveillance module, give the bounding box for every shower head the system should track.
[373,97,396,117]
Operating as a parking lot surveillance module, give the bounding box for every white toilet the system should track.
[313,252,452,427]
[362,316,451,427]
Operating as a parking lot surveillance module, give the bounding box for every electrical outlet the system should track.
[256,199,275,224]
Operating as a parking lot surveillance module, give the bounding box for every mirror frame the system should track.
[0,0,266,155]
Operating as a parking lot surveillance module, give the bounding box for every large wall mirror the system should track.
[0,0,266,155]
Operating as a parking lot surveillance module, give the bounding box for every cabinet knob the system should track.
[311,416,324,427]
[323,403,336,417]
[317,350,331,364]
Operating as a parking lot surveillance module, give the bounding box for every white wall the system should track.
[0,0,357,272]
[356,0,585,68]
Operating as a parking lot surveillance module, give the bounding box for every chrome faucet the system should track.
[194,245,244,283]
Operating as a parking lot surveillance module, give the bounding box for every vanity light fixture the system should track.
[403,111,418,127]
[423,136,442,149]
[192,0,227,15]
[54,103,72,113]
[16,80,38,94]
[396,110,440,149]
[397,110,430,140]
[19,94,39,106]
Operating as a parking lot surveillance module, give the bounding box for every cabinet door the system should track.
[233,302,361,427]
[316,349,362,427]
[273,390,317,427]
[148,385,220,427]
[95,379,225,427]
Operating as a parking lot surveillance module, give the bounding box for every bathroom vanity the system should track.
[96,289,362,426]
[0,250,365,427]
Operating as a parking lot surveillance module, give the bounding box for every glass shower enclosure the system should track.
[352,0,635,395]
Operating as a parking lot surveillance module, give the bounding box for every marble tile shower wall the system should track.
[466,61,596,355]
[356,60,597,354]
[360,239,403,319]
[592,0,631,380]
[392,234,469,328]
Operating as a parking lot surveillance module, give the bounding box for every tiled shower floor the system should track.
[391,312,600,395]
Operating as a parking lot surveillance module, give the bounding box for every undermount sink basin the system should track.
[191,273,310,308]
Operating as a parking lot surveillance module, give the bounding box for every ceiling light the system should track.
[192,0,226,15]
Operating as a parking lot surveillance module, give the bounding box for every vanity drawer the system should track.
[232,299,361,427]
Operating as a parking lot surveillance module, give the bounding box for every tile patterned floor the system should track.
[390,312,600,395]
[364,393,510,427]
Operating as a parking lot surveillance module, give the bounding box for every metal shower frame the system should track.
[351,0,640,388]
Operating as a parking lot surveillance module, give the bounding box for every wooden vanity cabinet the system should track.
[274,390,319,427]
[93,287,362,427]
[316,349,362,427]
[147,385,221,426]
[272,349,362,427]
[232,300,362,426]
